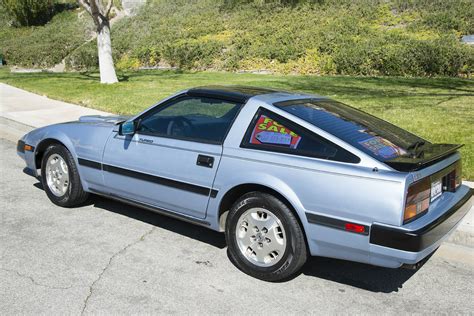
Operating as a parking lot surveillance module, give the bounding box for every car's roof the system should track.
[187,85,282,103]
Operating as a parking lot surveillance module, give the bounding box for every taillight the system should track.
[404,178,430,224]
[443,160,462,192]
[454,161,462,189]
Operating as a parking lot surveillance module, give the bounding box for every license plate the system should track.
[431,179,442,202]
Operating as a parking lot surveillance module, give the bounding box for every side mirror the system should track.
[120,120,136,136]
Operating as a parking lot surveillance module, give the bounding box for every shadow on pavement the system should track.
[90,195,227,249]
[30,177,421,292]
[301,256,419,293]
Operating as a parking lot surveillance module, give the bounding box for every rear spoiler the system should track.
[385,144,463,172]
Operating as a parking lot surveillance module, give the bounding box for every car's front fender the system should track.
[20,122,114,190]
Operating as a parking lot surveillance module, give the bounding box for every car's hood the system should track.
[78,115,131,125]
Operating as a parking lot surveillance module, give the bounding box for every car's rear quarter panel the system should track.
[207,98,410,265]
[210,146,407,263]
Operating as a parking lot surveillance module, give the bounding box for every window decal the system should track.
[358,136,407,159]
[250,115,301,148]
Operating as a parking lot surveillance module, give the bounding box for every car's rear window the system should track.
[274,99,427,161]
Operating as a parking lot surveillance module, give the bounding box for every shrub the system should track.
[64,40,98,70]
[159,36,226,69]
[134,46,161,67]
[0,0,54,26]
[116,54,141,70]
[1,10,92,68]
[3,0,474,76]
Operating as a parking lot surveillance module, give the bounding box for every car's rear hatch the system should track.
[273,98,468,226]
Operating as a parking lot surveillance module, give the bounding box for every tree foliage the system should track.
[0,0,54,26]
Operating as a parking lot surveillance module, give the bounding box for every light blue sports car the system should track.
[17,86,473,281]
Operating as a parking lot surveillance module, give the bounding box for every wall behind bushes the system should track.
[2,0,474,76]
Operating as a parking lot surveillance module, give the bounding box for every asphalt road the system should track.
[1,138,473,314]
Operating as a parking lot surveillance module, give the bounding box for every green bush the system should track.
[64,40,98,70]
[0,10,92,68]
[116,54,141,70]
[161,39,225,69]
[0,0,54,26]
[3,0,474,76]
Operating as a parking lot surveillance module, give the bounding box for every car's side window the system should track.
[137,96,242,144]
[241,108,360,163]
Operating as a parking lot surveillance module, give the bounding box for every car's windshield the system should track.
[274,99,428,161]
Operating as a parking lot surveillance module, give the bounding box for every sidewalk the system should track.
[1,82,110,143]
[0,82,472,248]
[1,83,110,128]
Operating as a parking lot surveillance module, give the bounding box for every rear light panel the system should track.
[404,160,462,224]
[455,162,462,189]
[404,178,430,224]
[443,161,462,191]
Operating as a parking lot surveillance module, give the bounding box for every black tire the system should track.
[41,144,89,207]
[225,192,307,282]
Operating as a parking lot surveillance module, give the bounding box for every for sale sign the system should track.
[250,115,302,149]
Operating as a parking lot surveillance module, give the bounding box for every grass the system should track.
[0,68,473,179]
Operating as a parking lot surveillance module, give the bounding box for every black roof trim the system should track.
[187,85,279,103]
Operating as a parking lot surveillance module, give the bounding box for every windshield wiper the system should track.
[407,140,425,158]
[407,140,425,151]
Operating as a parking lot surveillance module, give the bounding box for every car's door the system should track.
[102,95,242,219]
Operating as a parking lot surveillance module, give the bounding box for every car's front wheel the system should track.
[225,192,307,282]
[41,144,89,207]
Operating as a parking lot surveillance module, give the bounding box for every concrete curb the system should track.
[448,181,473,248]
[0,83,472,248]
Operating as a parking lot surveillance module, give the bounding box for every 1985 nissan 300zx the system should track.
[17,86,473,281]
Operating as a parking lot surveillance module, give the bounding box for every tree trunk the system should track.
[97,22,118,84]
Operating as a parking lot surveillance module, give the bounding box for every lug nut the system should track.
[262,228,268,234]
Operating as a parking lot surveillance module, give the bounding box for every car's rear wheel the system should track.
[225,192,307,281]
[41,144,89,207]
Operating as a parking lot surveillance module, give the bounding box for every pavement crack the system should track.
[1,267,73,290]
[80,226,155,315]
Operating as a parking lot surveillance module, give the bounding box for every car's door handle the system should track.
[196,154,214,168]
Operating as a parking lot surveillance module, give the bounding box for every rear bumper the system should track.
[370,188,472,252]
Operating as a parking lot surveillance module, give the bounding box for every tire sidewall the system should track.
[226,193,303,280]
[41,145,75,206]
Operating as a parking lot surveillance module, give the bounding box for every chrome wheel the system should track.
[235,208,286,267]
[45,154,69,197]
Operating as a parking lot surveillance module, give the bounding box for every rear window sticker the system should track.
[359,136,407,159]
[250,115,302,149]
[256,131,292,146]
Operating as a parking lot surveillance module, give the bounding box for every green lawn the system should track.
[0,68,473,179]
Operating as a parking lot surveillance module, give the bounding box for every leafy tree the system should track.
[77,0,118,83]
